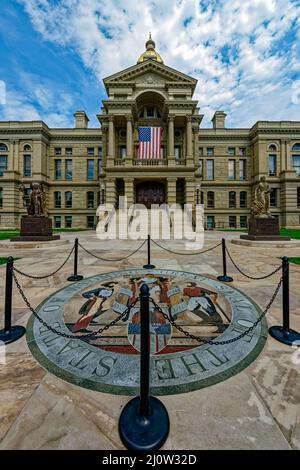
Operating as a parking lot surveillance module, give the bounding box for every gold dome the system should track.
[137,33,164,64]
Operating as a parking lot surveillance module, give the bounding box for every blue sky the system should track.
[0,0,299,128]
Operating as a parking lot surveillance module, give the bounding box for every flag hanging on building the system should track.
[138,127,162,159]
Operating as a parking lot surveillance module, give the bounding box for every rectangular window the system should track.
[65,192,72,209]
[269,154,277,176]
[0,187,3,208]
[206,159,214,180]
[65,216,72,228]
[87,160,94,180]
[207,215,215,229]
[54,216,61,228]
[270,188,277,207]
[55,147,61,156]
[228,160,236,180]
[0,156,7,176]
[297,187,300,207]
[87,192,94,209]
[206,147,214,156]
[199,159,203,177]
[240,192,247,208]
[54,191,61,209]
[292,155,300,176]
[98,159,102,177]
[87,147,94,156]
[229,215,237,228]
[119,145,126,158]
[87,215,94,228]
[23,155,31,177]
[98,147,102,157]
[229,191,236,208]
[228,147,235,156]
[55,160,62,180]
[65,159,73,180]
[240,216,248,228]
[174,146,181,159]
[239,160,246,180]
[239,147,246,156]
[65,148,73,156]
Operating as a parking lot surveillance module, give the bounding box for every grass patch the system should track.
[288,257,300,266]
[280,229,300,240]
[0,231,20,240]
[0,257,21,265]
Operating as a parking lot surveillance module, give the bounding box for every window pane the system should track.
[66,148,73,156]
[240,191,247,208]
[87,160,94,180]
[239,160,246,180]
[240,216,247,228]
[228,147,235,156]
[65,216,72,228]
[207,216,215,229]
[292,155,300,176]
[206,160,214,180]
[239,147,246,156]
[54,191,61,208]
[87,216,94,228]
[23,155,31,177]
[87,191,94,208]
[55,148,61,155]
[174,146,181,159]
[292,143,300,151]
[55,160,61,179]
[0,156,7,176]
[65,159,73,180]
[229,191,236,208]
[228,160,235,180]
[0,144,8,151]
[65,191,72,208]
[120,146,126,158]
[207,191,214,208]
[98,147,102,156]
[269,154,276,176]
[229,216,236,228]
[87,147,94,156]
[270,188,277,207]
[54,216,61,228]
[207,147,214,156]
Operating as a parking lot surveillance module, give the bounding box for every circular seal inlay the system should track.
[26,269,267,395]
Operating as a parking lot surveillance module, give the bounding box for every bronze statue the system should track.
[19,182,47,216]
[251,176,271,217]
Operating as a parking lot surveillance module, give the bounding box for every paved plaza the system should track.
[0,230,299,450]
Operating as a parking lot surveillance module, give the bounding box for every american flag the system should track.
[138,127,162,159]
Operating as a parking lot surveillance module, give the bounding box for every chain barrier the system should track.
[150,238,222,256]
[78,239,146,262]
[149,271,284,345]
[225,245,281,280]
[12,265,139,339]
[13,243,75,279]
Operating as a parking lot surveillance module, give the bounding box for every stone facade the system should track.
[0,37,300,229]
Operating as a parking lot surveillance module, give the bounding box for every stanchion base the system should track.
[119,396,169,451]
[143,264,156,269]
[217,275,233,283]
[67,275,84,282]
[269,326,300,346]
[0,325,26,345]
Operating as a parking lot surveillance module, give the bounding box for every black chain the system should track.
[78,239,146,262]
[150,273,283,345]
[151,238,222,256]
[225,246,281,280]
[13,244,75,279]
[12,266,138,339]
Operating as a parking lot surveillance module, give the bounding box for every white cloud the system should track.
[14,0,300,127]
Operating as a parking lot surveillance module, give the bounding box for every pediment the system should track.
[103,60,197,91]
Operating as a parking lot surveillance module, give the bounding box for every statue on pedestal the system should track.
[19,182,47,216]
[250,176,271,218]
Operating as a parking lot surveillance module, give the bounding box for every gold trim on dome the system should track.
[137,34,164,64]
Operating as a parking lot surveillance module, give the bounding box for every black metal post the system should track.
[143,234,155,269]
[269,256,300,346]
[217,238,233,282]
[0,257,26,345]
[67,238,83,281]
[118,283,169,451]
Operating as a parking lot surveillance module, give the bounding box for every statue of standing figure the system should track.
[251,176,271,218]
[19,182,47,216]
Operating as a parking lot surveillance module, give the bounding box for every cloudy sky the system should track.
[0,0,299,128]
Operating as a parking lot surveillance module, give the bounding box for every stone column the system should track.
[280,139,286,172]
[124,177,134,206]
[285,140,292,170]
[186,116,192,157]
[167,177,177,205]
[168,116,174,160]
[106,177,116,207]
[108,115,115,158]
[185,177,195,205]
[126,116,133,166]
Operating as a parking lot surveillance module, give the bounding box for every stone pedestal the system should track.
[240,217,290,241]
[11,216,60,242]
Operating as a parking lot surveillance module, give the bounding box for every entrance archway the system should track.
[135,181,166,208]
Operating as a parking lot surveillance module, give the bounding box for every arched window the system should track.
[65,191,72,209]
[229,191,236,208]
[207,191,214,208]
[292,143,300,152]
[240,191,247,208]
[268,144,277,152]
[23,144,32,152]
[0,143,8,152]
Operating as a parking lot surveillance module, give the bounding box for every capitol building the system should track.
[0,35,300,230]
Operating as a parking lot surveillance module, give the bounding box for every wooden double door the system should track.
[136,181,166,208]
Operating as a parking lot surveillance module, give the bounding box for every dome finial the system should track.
[138,34,164,63]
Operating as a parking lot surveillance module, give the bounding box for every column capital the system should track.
[126,115,133,122]
[186,115,192,123]
[168,115,175,122]
[124,177,134,182]
[108,114,114,122]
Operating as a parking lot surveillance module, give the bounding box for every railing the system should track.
[175,158,186,166]
[114,158,125,166]
[133,159,167,166]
